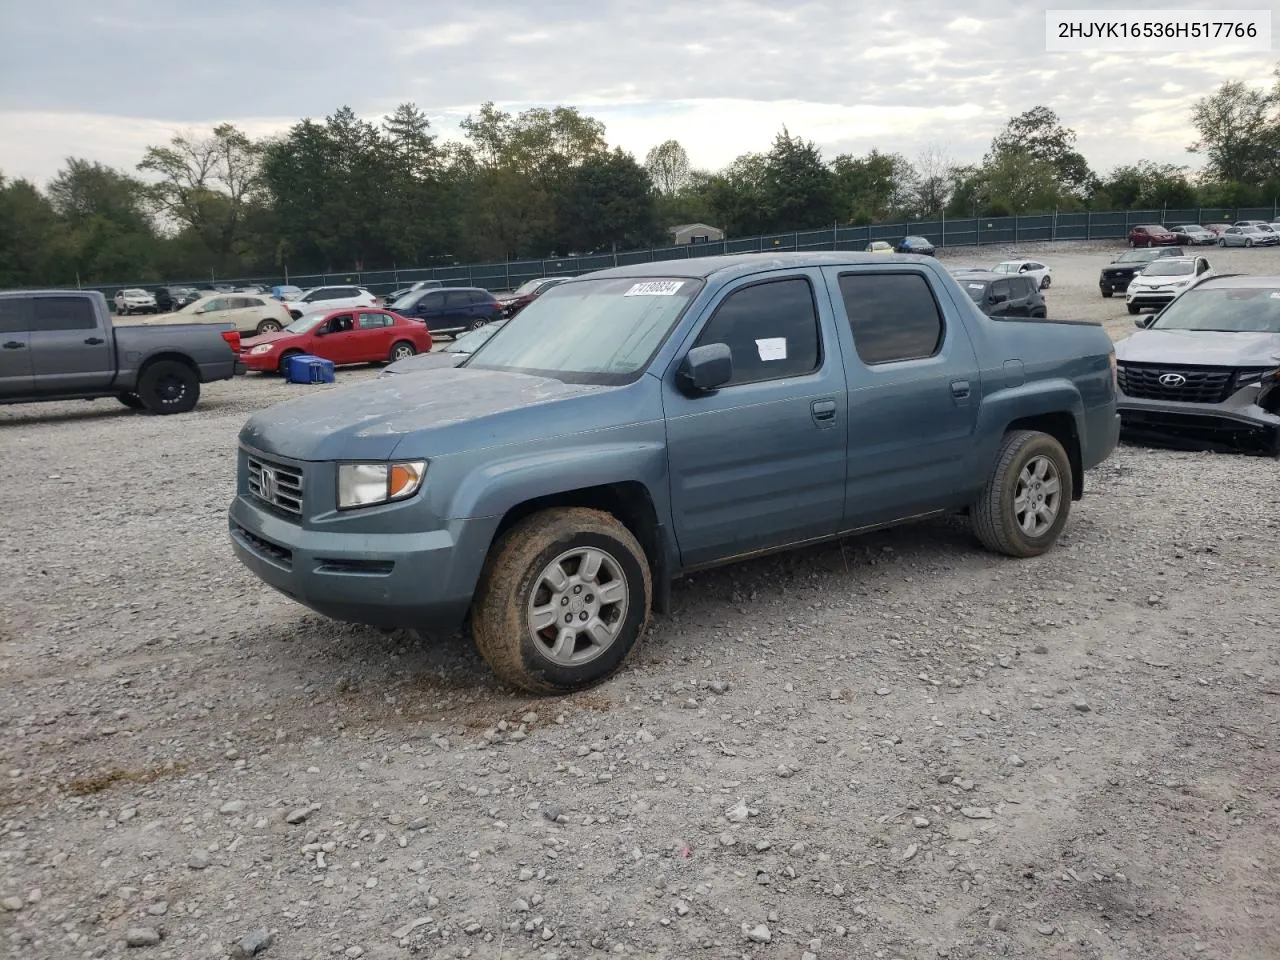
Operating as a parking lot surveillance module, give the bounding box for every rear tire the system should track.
[471,508,652,694]
[1040,276,1051,289]
[1245,238,1254,248]
[116,392,144,410]
[1100,288,1113,298]
[972,430,1073,559]
[137,360,200,415]
[256,318,283,334]
[389,340,416,362]
[469,319,488,331]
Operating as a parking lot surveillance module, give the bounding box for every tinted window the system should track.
[991,280,1012,302]
[204,298,229,312]
[0,297,33,333]
[471,290,496,304]
[358,311,391,329]
[339,287,361,298]
[34,296,97,331]
[445,291,473,308]
[694,277,820,386]
[838,273,944,365]
[1017,277,1037,297]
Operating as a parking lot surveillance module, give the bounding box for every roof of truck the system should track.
[578,251,941,283]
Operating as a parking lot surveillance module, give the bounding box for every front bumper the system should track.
[1125,288,1185,307]
[1118,388,1280,455]
[241,352,279,372]
[228,492,499,633]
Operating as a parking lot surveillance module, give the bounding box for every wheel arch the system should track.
[1004,412,1083,500]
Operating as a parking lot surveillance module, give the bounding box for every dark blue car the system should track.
[895,236,937,256]
[390,286,504,335]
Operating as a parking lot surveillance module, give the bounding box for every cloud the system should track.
[0,0,1272,185]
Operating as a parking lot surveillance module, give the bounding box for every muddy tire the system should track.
[971,430,1072,559]
[137,359,200,415]
[471,508,652,694]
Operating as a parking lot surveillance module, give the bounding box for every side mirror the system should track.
[678,343,733,394]
[1134,316,1154,329]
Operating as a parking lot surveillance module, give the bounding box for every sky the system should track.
[0,0,1276,188]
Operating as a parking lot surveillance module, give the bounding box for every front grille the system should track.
[246,453,304,516]
[1117,364,1234,403]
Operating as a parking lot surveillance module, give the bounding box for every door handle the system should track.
[84,337,105,345]
[2,341,25,350]
[950,379,971,399]
[811,399,837,423]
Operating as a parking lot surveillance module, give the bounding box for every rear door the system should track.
[443,291,474,331]
[821,265,982,527]
[0,297,35,397]
[988,279,1014,317]
[357,311,396,359]
[29,295,114,392]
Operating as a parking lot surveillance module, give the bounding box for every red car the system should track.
[1127,224,1179,248]
[497,276,572,317]
[240,307,432,374]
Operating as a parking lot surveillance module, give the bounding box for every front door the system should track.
[822,266,982,528]
[312,313,359,364]
[664,273,849,568]
[0,297,34,397]
[29,295,114,393]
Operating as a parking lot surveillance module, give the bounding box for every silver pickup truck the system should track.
[0,290,243,414]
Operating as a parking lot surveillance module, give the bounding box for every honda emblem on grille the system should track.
[259,466,277,502]
[1158,373,1187,387]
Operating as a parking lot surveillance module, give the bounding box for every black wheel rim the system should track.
[156,374,186,405]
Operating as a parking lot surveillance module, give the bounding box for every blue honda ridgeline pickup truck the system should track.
[229,253,1120,692]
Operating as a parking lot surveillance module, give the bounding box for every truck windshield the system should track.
[1150,287,1280,333]
[465,277,702,384]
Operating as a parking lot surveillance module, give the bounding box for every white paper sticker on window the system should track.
[755,337,787,361]
[623,280,684,297]
[1271,291,1280,299]
[967,283,985,290]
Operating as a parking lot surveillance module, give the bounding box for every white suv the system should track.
[285,285,377,319]
[114,288,157,315]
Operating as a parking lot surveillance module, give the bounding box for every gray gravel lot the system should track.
[2,242,1279,960]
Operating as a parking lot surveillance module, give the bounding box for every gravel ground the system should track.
[2,243,1279,960]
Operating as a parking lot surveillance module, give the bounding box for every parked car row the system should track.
[865,237,937,256]
[1129,220,1280,248]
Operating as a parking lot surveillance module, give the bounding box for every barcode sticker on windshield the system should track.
[756,337,787,361]
[624,281,684,297]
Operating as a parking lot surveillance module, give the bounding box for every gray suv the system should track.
[1115,275,1280,454]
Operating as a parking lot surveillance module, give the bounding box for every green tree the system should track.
[1187,78,1280,185]
[557,148,658,253]
[704,153,769,236]
[45,159,160,281]
[1099,161,1196,209]
[761,128,835,232]
[988,106,1096,198]
[644,140,692,195]
[0,175,60,287]
[831,150,916,223]
[137,124,263,270]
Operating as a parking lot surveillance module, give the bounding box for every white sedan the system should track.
[989,260,1052,290]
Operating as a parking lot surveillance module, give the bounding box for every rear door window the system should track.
[33,296,97,331]
[837,272,944,365]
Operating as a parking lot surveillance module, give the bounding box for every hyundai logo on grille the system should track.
[1158,373,1187,387]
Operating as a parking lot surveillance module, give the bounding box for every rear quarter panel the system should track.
[111,321,239,385]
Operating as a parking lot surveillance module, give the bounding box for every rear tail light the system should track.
[221,330,241,353]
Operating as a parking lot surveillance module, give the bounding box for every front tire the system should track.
[1040,276,1051,289]
[277,350,302,376]
[469,319,489,331]
[389,340,416,362]
[471,508,652,694]
[1100,287,1113,298]
[256,318,283,334]
[1246,238,1254,248]
[1219,238,1226,246]
[1127,303,1140,314]
[137,360,200,415]
[971,430,1072,558]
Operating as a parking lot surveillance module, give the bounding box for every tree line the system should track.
[2,67,1279,289]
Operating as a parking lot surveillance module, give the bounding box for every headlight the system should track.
[250,344,274,355]
[337,461,426,509]
[1171,279,1190,287]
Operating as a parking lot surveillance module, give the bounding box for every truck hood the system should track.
[239,367,612,461]
[1115,329,1280,367]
